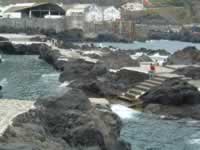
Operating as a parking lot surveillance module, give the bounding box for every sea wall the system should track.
[0,17,135,41]
[0,18,66,33]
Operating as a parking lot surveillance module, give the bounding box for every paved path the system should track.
[0,99,34,136]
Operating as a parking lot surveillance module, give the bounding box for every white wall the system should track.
[122,2,144,11]
[3,12,22,18]
[104,7,120,21]
[85,5,103,22]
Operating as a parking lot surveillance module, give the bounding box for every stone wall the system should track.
[0,17,135,41]
[0,18,66,32]
[84,21,135,41]
[135,24,182,40]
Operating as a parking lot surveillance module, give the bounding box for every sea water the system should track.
[79,40,200,53]
[112,104,200,150]
[0,55,67,100]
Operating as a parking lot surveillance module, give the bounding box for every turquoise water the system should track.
[82,40,200,53]
[0,55,67,100]
[112,105,200,150]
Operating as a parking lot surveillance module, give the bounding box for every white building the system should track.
[2,3,34,18]
[65,4,92,16]
[65,4,121,22]
[103,6,120,21]
[121,2,144,11]
[85,5,103,22]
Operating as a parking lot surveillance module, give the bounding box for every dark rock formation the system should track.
[59,59,96,82]
[140,78,200,106]
[144,104,200,120]
[175,66,200,80]
[0,89,130,150]
[0,41,49,55]
[100,51,140,69]
[148,29,200,43]
[119,48,171,56]
[39,47,64,70]
[167,46,200,65]
[69,68,148,97]
[0,37,16,55]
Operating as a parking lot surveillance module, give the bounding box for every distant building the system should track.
[64,4,92,17]
[121,2,144,11]
[103,6,121,21]
[3,3,65,18]
[85,4,103,22]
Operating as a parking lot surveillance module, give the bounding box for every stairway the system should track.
[119,74,192,106]
[119,76,167,102]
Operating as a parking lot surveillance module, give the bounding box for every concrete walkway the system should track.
[0,99,34,136]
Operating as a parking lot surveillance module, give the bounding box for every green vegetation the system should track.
[149,0,185,7]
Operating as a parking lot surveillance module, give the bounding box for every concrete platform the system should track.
[0,99,34,136]
[89,98,110,107]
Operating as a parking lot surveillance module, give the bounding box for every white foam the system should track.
[0,78,8,86]
[41,73,59,78]
[59,81,70,88]
[111,104,141,120]
[188,139,200,145]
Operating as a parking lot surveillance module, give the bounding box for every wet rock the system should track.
[167,46,200,65]
[121,48,171,56]
[140,78,200,106]
[0,89,128,150]
[100,51,139,69]
[59,59,95,82]
[0,42,49,55]
[39,46,64,70]
[144,104,200,120]
[70,69,148,97]
[174,66,200,80]
[0,42,15,54]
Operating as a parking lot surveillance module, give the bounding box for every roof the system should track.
[62,4,94,11]
[4,3,63,13]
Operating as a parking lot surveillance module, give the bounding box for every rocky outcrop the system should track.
[140,78,200,106]
[141,78,200,119]
[167,46,200,65]
[0,89,130,150]
[69,68,148,97]
[100,51,140,69]
[59,59,96,82]
[148,29,200,43]
[39,46,65,70]
[119,48,171,56]
[0,41,49,55]
[175,66,200,80]
[144,104,200,120]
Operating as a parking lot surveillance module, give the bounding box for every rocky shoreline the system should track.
[1,36,200,149]
[0,38,136,149]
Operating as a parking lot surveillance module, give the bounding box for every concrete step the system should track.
[140,82,158,88]
[128,88,145,95]
[119,95,133,102]
[146,80,162,85]
[181,77,193,81]
[125,92,137,99]
[152,77,166,82]
[135,85,151,91]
